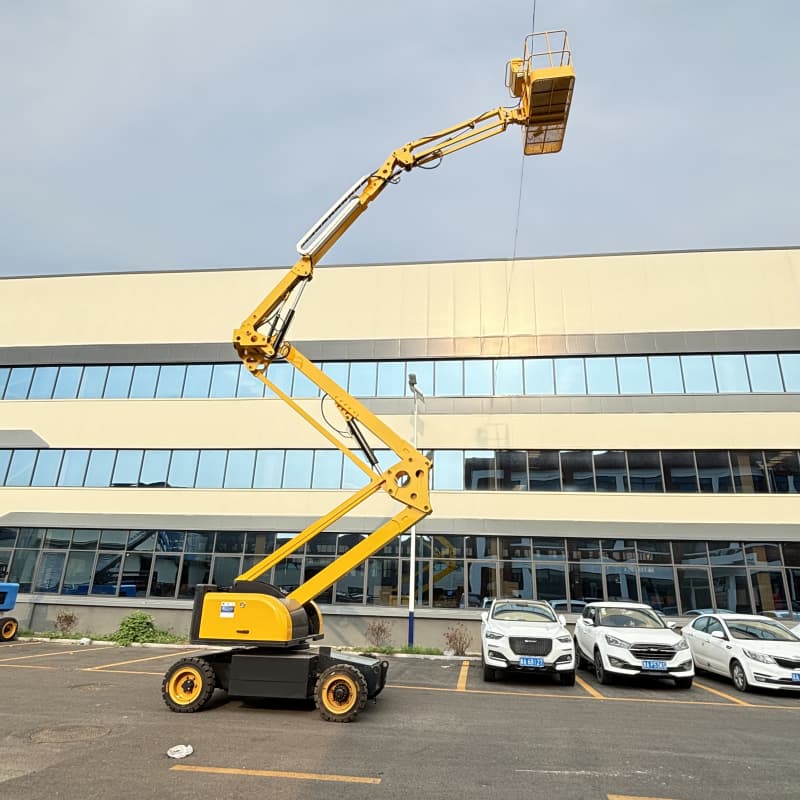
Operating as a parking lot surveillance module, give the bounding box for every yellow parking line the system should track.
[0,663,55,670]
[576,675,604,699]
[693,680,753,706]
[0,646,109,663]
[456,660,470,691]
[171,764,381,784]
[85,649,202,671]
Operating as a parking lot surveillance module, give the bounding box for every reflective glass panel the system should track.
[524,358,555,395]
[745,543,782,566]
[311,450,343,489]
[178,553,213,598]
[44,528,71,549]
[747,353,783,392]
[167,450,199,488]
[215,532,245,554]
[431,561,464,608]
[673,541,708,565]
[349,362,377,397]
[112,450,143,486]
[186,532,214,553]
[91,553,121,595]
[84,450,116,487]
[195,451,227,488]
[618,356,651,394]
[291,369,318,398]
[593,450,628,492]
[128,530,156,551]
[150,555,180,597]
[71,529,99,550]
[244,532,276,555]
[435,360,463,396]
[100,530,128,550]
[9,549,38,591]
[28,366,58,399]
[283,450,313,489]
[636,540,672,564]
[104,365,134,399]
[495,450,528,490]
[264,362,293,398]
[466,561,497,606]
[405,362,434,398]
[122,552,152,597]
[602,540,636,563]
[568,539,601,561]
[464,450,497,490]
[4,367,34,399]
[695,450,734,493]
[307,533,337,556]
[157,531,185,552]
[53,366,82,398]
[677,567,713,614]
[781,543,800,568]
[6,450,37,486]
[714,354,750,393]
[223,450,256,489]
[730,450,767,493]
[708,541,744,565]
[712,567,751,612]
[211,556,242,589]
[321,362,349,389]
[764,450,800,493]
[155,365,186,398]
[0,367,7,397]
[17,528,44,548]
[432,450,464,490]
[31,449,63,486]
[568,562,603,603]
[376,362,405,397]
[209,364,239,398]
[129,365,159,398]
[0,450,9,484]
[554,358,586,395]
[0,527,17,548]
[432,536,464,558]
[605,565,639,602]
[535,563,568,605]
[494,359,523,396]
[77,366,108,398]
[62,551,95,595]
[342,456,369,490]
[464,360,492,396]
[139,450,171,486]
[586,357,618,395]
[236,364,265,398]
[367,558,399,605]
[682,355,716,393]
[750,570,788,614]
[302,557,333,603]
[649,355,684,393]
[34,552,66,593]
[779,353,800,392]
[465,536,498,559]
[528,450,560,491]
[253,450,285,489]
[662,451,698,492]
[639,566,678,615]
[533,538,565,560]
[560,450,594,491]
[183,364,213,398]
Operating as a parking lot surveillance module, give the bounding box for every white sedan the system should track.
[480,599,575,685]
[683,613,800,692]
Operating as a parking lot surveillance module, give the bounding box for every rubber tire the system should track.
[674,677,693,689]
[594,649,611,685]
[0,617,18,642]
[162,657,217,713]
[482,661,497,682]
[314,664,368,723]
[560,669,576,687]
[574,639,588,670]
[730,659,750,693]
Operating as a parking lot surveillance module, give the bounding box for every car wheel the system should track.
[674,677,693,689]
[559,669,576,687]
[594,649,611,685]
[482,660,496,682]
[574,638,588,670]
[730,659,750,693]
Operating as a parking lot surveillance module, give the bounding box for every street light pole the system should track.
[407,373,423,647]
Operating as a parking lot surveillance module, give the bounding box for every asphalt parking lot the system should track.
[2,640,800,800]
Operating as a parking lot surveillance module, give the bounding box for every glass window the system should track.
[527,450,561,491]
[661,451,698,492]
[714,354,750,393]
[311,450,343,489]
[586,357,618,395]
[568,539,601,561]
[465,536,498,559]
[560,450,594,491]
[77,366,108,398]
[432,450,464,490]
[677,567,713,614]
[167,450,199,488]
[745,543,782,566]
[178,553,213,598]
[0,527,18,549]
[4,366,34,399]
[321,362,350,391]
[627,451,663,492]
[57,450,90,487]
[712,567,751,613]
[495,450,528,490]
[183,364,213,398]
[9,549,38,591]
[215,532,245,554]
[211,555,242,589]
[71,529,99,550]
[431,561,464,608]
[464,360,493,396]
[53,366,82,399]
[129,365,159,399]
[349,362,377,397]
[112,450,143,486]
[747,353,783,392]
[105,366,134,399]
[302,557,334,604]
[263,362,293,398]
[464,450,497,490]
[593,450,629,492]
[524,358,554,395]
[44,528,71,549]
[31,449,63,486]
[554,357,586,395]
[195,450,228,488]
[636,540,672,564]
[6,450,37,486]
[85,450,116,487]
[376,362,405,397]
[283,450,313,489]
[186,532,214,553]
[673,541,709,565]
[681,355,716,393]
[17,528,44,548]
[405,361,434,398]
[100,530,129,550]
[245,532,276,555]
[708,541,745,565]
[0,449,10,484]
[466,561,497,606]
[494,359,523,396]
[307,533,337,556]
[532,538,565,560]
[61,551,95,595]
[750,570,788,614]
[0,367,8,398]
[342,456,369,490]
[28,366,58,399]
[366,558,399,605]
[224,450,256,489]
[639,566,678,615]
[435,360,463,396]
[128,530,156,551]
[730,450,767,493]
[139,450,171,487]
[779,353,800,392]
[122,552,152,597]
[649,355,684,394]
[209,364,239,398]
[535,564,569,606]
[764,450,800,493]
[91,553,122,595]
[34,552,66,592]
[253,450,285,489]
[155,365,186,398]
[157,531,186,553]
[617,356,651,394]
[605,565,639,602]
[150,555,180,597]
[568,562,603,604]
[695,450,734,493]
[236,365,265,398]
[781,543,800,568]
[602,540,636,563]
[290,368,318,399]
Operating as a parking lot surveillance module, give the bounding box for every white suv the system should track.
[480,599,575,685]
[574,601,694,688]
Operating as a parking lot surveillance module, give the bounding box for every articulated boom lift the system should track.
[162,31,574,721]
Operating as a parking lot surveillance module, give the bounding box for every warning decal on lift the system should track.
[220,601,235,619]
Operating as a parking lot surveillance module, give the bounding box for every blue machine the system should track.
[0,582,19,641]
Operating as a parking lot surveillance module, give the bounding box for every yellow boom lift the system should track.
[162,31,574,721]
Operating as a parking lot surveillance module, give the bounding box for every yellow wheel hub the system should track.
[320,673,358,713]
[1,619,17,639]
[168,667,204,705]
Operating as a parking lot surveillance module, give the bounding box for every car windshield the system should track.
[726,620,800,642]
[492,603,556,623]
[597,608,664,629]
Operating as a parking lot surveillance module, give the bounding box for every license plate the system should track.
[792,672,800,683]
[642,660,668,671]
[520,656,545,668]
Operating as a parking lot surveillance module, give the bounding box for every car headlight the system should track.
[674,638,689,651]
[484,630,504,640]
[742,649,775,664]
[556,635,572,644]
[604,634,631,649]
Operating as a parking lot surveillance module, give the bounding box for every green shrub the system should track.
[111,611,183,647]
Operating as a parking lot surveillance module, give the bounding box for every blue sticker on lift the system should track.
[220,601,235,619]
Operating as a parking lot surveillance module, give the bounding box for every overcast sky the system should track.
[1,1,798,277]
